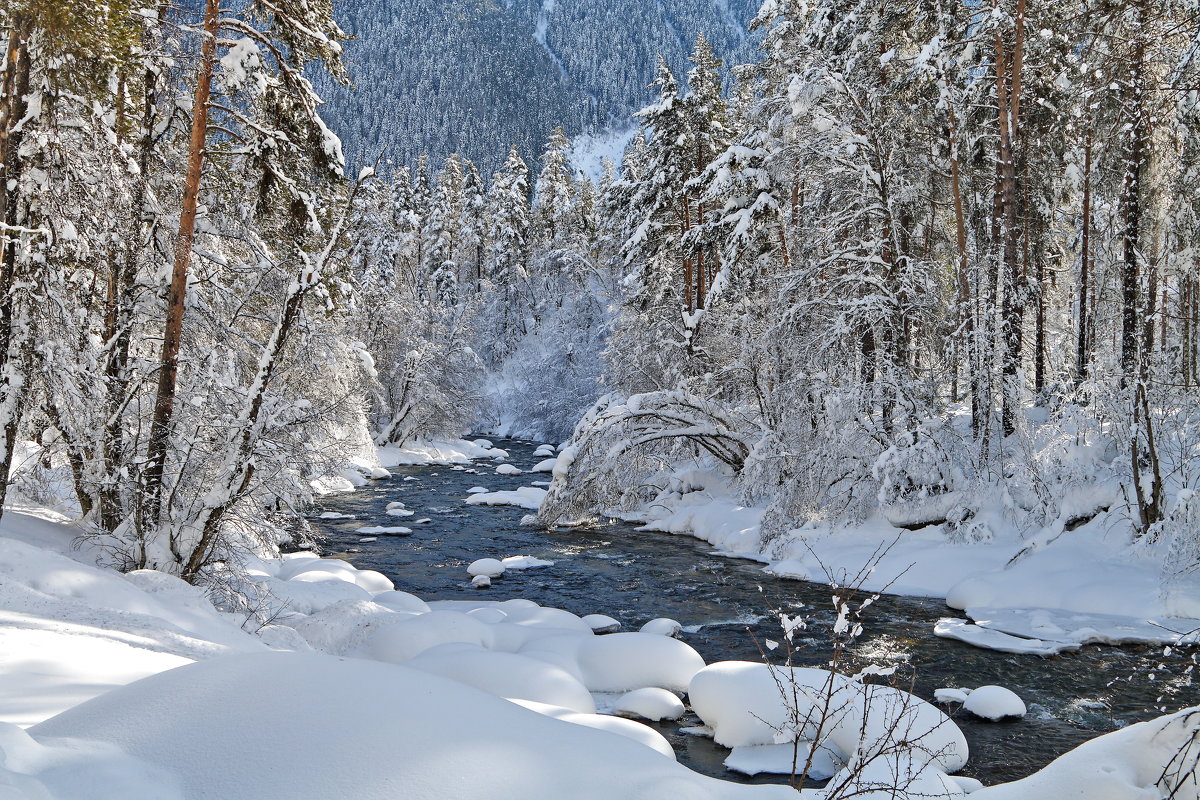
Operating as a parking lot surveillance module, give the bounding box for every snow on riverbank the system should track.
[601,474,1200,652]
[0,497,1195,799]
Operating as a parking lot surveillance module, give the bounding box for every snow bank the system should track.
[619,471,1200,650]
[971,706,1199,800]
[30,652,798,800]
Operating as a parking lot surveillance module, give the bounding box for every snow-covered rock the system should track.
[468,558,505,578]
[963,686,1026,721]
[531,458,558,472]
[583,614,621,634]
[615,687,686,721]
[496,464,522,476]
[640,618,682,637]
[472,575,492,589]
[501,555,555,570]
[465,486,547,510]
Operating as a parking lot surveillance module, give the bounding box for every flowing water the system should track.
[310,438,1194,788]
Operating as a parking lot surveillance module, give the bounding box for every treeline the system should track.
[532,0,1200,575]
[0,0,369,580]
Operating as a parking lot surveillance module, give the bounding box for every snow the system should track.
[615,687,686,721]
[29,652,799,800]
[531,458,558,472]
[688,661,969,786]
[3,499,1197,800]
[472,575,492,588]
[723,743,841,779]
[640,617,682,636]
[534,445,557,457]
[354,525,412,536]
[377,438,506,467]
[934,618,1077,656]
[569,126,638,182]
[583,614,621,633]
[970,707,1200,800]
[501,555,555,570]
[572,633,705,693]
[467,558,506,578]
[962,686,1026,721]
[496,463,523,475]
[618,475,1200,651]
[465,486,548,510]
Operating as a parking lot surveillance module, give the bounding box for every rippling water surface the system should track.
[311,439,1189,787]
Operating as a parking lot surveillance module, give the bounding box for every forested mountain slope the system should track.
[316,0,759,173]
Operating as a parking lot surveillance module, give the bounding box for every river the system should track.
[310,438,1187,788]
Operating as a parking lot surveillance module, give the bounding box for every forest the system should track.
[0,0,1198,798]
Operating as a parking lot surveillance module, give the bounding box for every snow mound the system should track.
[583,614,621,633]
[501,555,555,570]
[533,445,556,457]
[574,633,705,693]
[355,526,412,536]
[31,653,799,800]
[963,686,1026,721]
[640,618,682,637]
[407,644,596,713]
[468,558,505,578]
[496,464,522,476]
[465,487,548,510]
[971,706,1200,800]
[472,575,492,589]
[615,688,686,721]
[531,458,558,472]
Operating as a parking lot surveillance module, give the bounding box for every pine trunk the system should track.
[141,0,221,529]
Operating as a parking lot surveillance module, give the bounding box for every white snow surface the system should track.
[465,486,548,510]
[2,499,1197,800]
[615,687,686,721]
[962,686,1026,721]
[621,471,1200,649]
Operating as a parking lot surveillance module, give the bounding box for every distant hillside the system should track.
[316,0,760,174]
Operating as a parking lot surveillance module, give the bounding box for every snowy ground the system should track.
[0,448,1196,799]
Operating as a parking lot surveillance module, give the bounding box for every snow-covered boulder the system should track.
[467,558,505,578]
[531,458,558,472]
[574,633,705,693]
[583,614,621,634]
[963,686,1026,721]
[640,618,682,637]
[496,464,522,476]
[615,688,686,721]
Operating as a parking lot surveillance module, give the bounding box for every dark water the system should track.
[310,438,1195,788]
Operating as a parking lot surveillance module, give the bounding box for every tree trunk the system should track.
[1075,126,1093,387]
[141,0,221,529]
[0,15,33,522]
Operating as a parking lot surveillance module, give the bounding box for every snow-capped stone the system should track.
[935,688,970,705]
[583,614,621,634]
[963,686,1026,721]
[531,458,558,472]
[501,555,554,570]
[533,444,556,457]
[640,618,682,637]
[386,501,406,510]
[614,688,686,721]
[468,558,505,578]
[472,575,492,589]
[496,464,522,476]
